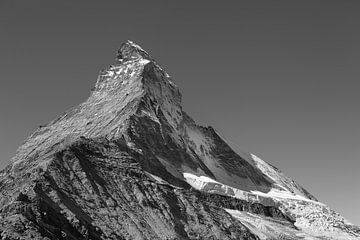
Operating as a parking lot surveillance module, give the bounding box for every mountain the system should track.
[0,41,359,240]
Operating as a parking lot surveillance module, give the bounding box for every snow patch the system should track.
[250,153,317,201]
[251,188,320,204]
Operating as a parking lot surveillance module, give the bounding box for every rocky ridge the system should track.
[0,41,359,240]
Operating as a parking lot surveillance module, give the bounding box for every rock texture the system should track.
[0,41,359,240]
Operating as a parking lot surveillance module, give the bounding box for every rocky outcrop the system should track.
[0,138,259,240]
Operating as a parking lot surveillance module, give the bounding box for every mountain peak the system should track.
[116,40,151,61]
[2,41,359,240]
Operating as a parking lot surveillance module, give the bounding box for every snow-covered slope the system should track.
[249,153,317,200]
[182,152,359,239]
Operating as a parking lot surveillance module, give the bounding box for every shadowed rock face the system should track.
[0,138,259,240]
[1,41,359,240]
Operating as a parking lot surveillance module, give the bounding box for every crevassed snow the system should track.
[183,172,248,199]
[183,172,263,203]
[250,188,320,204]
[183,172,319,205]
[183,172,356,239]
[225,209,321,240]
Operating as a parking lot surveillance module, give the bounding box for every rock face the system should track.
[0,41,359,240]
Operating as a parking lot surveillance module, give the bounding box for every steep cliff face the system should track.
[0,41,359,240]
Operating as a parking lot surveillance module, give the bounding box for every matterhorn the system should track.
[0,41,359,240]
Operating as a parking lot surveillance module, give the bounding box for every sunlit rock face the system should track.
[0,41,359,240]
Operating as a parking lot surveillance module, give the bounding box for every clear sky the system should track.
[0,0,359,225]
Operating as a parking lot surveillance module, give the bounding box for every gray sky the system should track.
[0,0,359,225]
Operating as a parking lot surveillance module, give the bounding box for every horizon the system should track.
[0,0,359,225]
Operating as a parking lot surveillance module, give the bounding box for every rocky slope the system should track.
[0,41,359,240]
